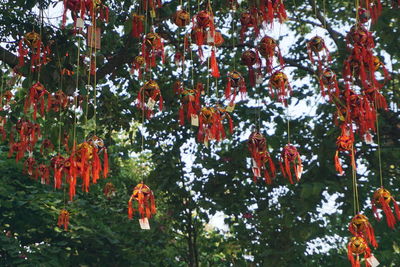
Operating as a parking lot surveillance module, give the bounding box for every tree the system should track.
[0,0,399,266]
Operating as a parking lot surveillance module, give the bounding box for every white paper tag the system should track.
[76,18,84,29]
[226,103,235,113]
[256,74,263,85]
[139,218,150,230]
[204,138,209,148]
[207,31,214,43]
[147,98,156,109]
[191,114,199,127]
[366,255,379,267]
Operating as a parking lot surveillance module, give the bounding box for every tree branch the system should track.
[308,0,344,47]
[0,46,19,69]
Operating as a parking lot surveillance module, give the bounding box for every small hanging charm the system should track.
[279,144,302,184]
[57,209,70,231]
[239,9,262,43]
[172,9,190,27]
[306,36,331,71]
[24,82,49,120]
[257,36,284,73]
[247,131,276,184]
[319,68,340,100]
[349,214,378,248]
[178,83,201,126]
[241,50,261,87]
[103,182,116,199]
[225,70,247,101]
[334,125,355,175]
[268,71,291,106]
[128,182,157,220]
[37,164,50,185]
[47,90,69,113]
[371,187,400,229]
[192,10,215,59]
[347,236,372,267]
[23,156,37,177]
[132,13,145,38]
[360,0,382,23]
[142,32,165,70]
[137,80,163,119]
[259,0,288,25]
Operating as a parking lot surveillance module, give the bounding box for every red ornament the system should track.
[192,10,216,59]
[137,80,163,119]
[247,131,276,184]
[37,164,50,185]
[371,187,400,229]
[142,32,165,70]
[197,106,233,144]
[172,10,190,27]
[319,68,340,100]
[178,84,201,126]
[18,31,51,71]
[349,214,377,248]
[241,50,261,87]
[40,139,54,155]
[24,82,49,120]
[57,209,70,231]
[132,13,145,38]
[131,55,145,79]
[268,71,291,106]
[347,236,372,267]
[23,156,37,177]
[307,36,331,71]
[47,90,69,113]
[239,8,262,43]
[334,125,355,175]
[128,182,156,220]
[259,0,288,25]
[103,182,116,199]
[225,70,247,101]
[258,36,284,73]
[279,144,302,184]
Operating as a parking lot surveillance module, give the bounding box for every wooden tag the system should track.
[150,9,156,18]
[366,255,379,267]
[256,74,263,85]
[87,26,101,50]
[76,18,84,29]
[206,31,214,43]
[191,114,199,127]
[139,218,150,230]
[147,98,156,109]
[226,103,235,113]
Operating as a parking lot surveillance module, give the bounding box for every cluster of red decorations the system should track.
[247,131,302,185]
[18,32,51,72]
[62,0,109,29]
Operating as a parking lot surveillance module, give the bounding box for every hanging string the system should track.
[375,107,384,187]
[93,11,98,136]
[231,9,236,70]
[323,0,327,29]
[0,49,5,109]
[55,45,63,153]
[73,29,82,152]
[351,144,360,214]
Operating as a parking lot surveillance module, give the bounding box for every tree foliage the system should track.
[0,0,399,266]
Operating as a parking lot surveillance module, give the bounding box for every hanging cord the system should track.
[351,144,360,214]
[286,100,290,144]
[375,107,384,187]
[0,49,5,109]
[55,45,63,153]
[37,9,44,82]
[73,30,82,151]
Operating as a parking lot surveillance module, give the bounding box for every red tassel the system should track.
[334,151,344,175]
[380,197,396,229]
[211,49,220,78]
[225,79,231,100]
[393,197,400,221]
[128,200,133,219]
[103,148,109,178]
[179,106,185,125]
